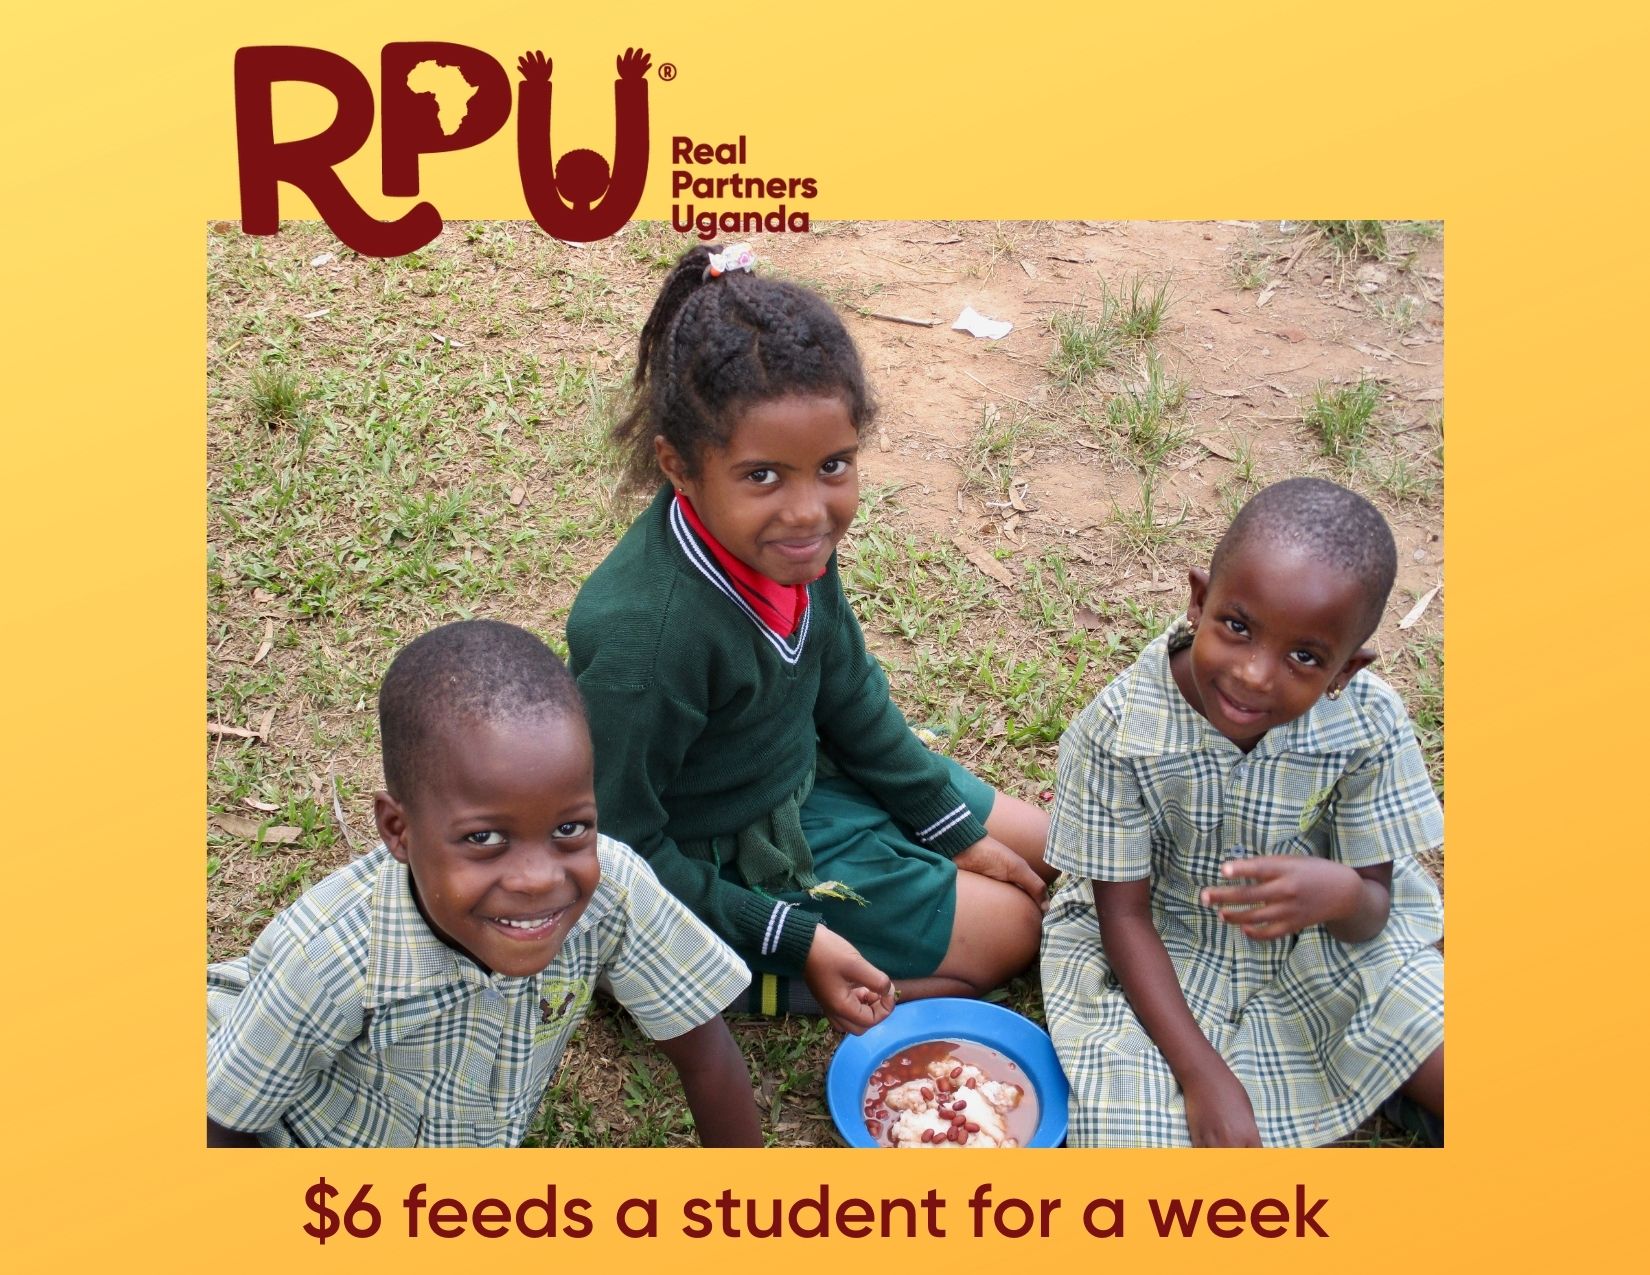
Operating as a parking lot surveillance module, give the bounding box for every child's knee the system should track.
[952,872,1040,979]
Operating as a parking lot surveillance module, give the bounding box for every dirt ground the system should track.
[793,220,1440,622]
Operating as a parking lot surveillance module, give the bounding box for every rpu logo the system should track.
[234,44,653,257]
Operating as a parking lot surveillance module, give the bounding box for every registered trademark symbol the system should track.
[658,63,677,81]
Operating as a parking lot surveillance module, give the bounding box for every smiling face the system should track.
[656,394,860,585]
[374,710,600,977]
[1172,540,1376,750]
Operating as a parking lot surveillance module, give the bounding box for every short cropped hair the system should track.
[1211,477,1398,640]
[378,619,585,799]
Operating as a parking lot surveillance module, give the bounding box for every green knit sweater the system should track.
[567,486,989,974]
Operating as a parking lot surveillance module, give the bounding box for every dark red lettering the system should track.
[234,46,438,257]
[381,43,511,196]
[517,47,651,242]
[1206,1199,1245,1238]
[471,1198,510,1238]
[1082,1197,1125,1238]
[1296,1184,1328,1238]
[1251,1198,1288,1238]
[429,1198,465,1238]
[1150,1196,1203,1237]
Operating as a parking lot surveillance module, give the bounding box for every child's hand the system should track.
[1183,1063,1262,1147]
[803,926,896,1035]
[616,47,652,79]
[1201,855,1364,941]
[953,835,1048,911]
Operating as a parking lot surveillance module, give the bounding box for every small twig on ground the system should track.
[959,369,1040,410]
[865,312,941,328]
[1277,230,1323,278]
[330,765,357,848]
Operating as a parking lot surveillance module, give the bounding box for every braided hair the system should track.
[611,244,877,489]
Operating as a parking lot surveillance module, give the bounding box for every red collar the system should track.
[674,492,813,637]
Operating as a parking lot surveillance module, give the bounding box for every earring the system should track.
[1326,684,1343,701]
[1185,617,1198,636]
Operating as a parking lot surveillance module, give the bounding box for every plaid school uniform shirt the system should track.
[1040,625,1444,1147]
[207,837,750,1147]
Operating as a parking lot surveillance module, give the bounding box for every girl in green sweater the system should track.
[568,244,1053,1034]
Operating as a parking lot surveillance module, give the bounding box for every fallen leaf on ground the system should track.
[207,721,260,740]
[241,797,280,813]
[1275,327,1310,342]
[509,486,526,506]
[951,535,1017,588]
[252,619,274,665]
[1075,606,1105,631]
[1256,283,1279,307]
[213,815,304,845]
[257,707,275,741]
[1398,582,1442,630]
[1197,436,1238,460]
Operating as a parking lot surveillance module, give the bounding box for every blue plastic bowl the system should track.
[826,998,1068,1148]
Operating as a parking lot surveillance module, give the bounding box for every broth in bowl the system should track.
[861,1038,1039,1148]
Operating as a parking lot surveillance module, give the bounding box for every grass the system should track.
[1309,219,1388,259]
[207,219,1442,1150]
[1304,378,1381,461]
[1048,307,1121,387]
[1229,245,1271,291]
[1114,274,1172,340]
[1401,636,1445,798]
[1378,293,1424,334]
[1103,352,1191,467]
[1047,273,1174,388]
[962,404,1056,501]
[1111,471,1188,555]
[1364,446,1438,504]
[246,365,309,429]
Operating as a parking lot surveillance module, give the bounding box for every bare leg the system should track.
[1402,1044,1444,1116]
[895,869,1042,1001]
[985,791,1057,884]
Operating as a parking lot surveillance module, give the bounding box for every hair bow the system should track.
[704,244,757,279]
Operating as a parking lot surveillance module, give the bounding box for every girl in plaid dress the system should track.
[1041,478,1444,1146]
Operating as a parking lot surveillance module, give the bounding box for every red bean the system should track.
[950,1066,963,1079]
[920,1086,933,1101]
[965,1121,980,1133]
[921,1128,934,1143]
[966,1077,977,1088]
[952,1098,967,1111]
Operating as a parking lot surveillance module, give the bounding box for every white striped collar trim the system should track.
[669,498,812,666]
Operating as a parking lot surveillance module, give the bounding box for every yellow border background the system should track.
[6,1,1644,1267]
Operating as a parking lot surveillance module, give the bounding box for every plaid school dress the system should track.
[1040,623,1444,1147]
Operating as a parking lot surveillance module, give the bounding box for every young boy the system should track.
[207,620,761,1147]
